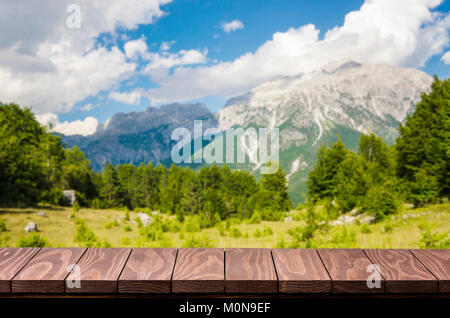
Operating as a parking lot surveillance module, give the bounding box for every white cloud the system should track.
[36,113,98,136]
[0,0,171,115]
[160,41,175,51]
[124,38,149,59]
[442,51,450,64]
[109,90,143,105]
[144,49,208,70]
[221,20,244,33]
[80,104,93,111]
[146,0,450,103]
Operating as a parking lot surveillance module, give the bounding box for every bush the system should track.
[260,208,283,221]
[253,226,273,238]
[123,225,132,232]
[247,211,262,224]
[72,201,80,212]
[184,216,202,233]
[409,169,440,208]
[418,223,450,248]
[330,227,357,248]
[17,234,49,247]
[382,223,395,233]
[230,227,242,238]
[182,233,214,248]
[360,224,372,234]
[0,219,6,232]
[362,183,399,221]
[73,220,97,247]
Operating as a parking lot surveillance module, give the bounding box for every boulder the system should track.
[37,211,46,217]
[284,217,293,223]
[24,222,38,232]
[137,212,153,226]
[63,190,77,206]
[331,215,355,226]
[357,214,376,224]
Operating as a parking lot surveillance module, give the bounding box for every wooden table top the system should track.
[0,248,448,296]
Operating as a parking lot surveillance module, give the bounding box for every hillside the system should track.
[0,203,448,248]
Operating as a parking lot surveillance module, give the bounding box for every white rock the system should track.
[284,217,293,223]
[37,211,46,216]
[137,212,153,226]
[331,215,355,226]
[24,222,38,232]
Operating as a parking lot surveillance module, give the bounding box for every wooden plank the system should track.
[0,248,40,293]
[318,249,385,293]
[364,249,437,293]
[12,248,86,293]
[118,248,177,293]
[172,248,224,293]
[410,249,450,293]
[272,249,331,293]
[65,248,131,293]
[225,248,277,293]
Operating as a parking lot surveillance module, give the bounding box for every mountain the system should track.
[63,103,217,171]
[216,60,432,204]
[63,60,433,205]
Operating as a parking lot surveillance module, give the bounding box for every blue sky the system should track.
[0,0,449,135]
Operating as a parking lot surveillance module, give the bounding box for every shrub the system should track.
[123,225,132,232]
[330,227,357,248]
[182,233,214,248]
[409,169,440,208]
[72,201,80,212]
[260,208,283,221]
[360,224,372,234]
[362,183,399,221]
[230,227,242,238]
[184,216,202,233]
[73,220,97,247]
[247,211,262,224]
[382,223,394,233]
[17,234,49,247]
[123,210,130,222]
[418,223,450,248]
[0,219,6,232]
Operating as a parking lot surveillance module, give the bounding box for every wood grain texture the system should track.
[364,249,437,293]
[172,248,224,293]
[272,249,331,293]
[225,248,277,293]
[318,249,385,293]
[118,248,177,293]
[410,249,450,293]
[65,248,131,293]
[0,248,40,293]
[12,248,86,293]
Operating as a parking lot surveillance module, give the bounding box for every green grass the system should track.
[0,203,448,248]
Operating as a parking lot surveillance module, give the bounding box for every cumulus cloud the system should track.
[160,41,175,51]
[146,0,450,103]
[36,113,98,136]
[0,0,171,114]
[109,90,143,105]
[221,20,244,33]
[442,51,450,64]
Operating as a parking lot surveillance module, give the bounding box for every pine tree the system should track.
[307,137,349,200]
[396,77,449,198]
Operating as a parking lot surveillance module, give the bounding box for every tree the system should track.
[396,77,449,198]
[307,137,349,200]
[0,103,65,206]
[99,163,123,207]
[258,163,292,212]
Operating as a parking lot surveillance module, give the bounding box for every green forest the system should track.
[0,77,448,248]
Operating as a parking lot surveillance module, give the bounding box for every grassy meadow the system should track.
[0,202,448,249]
